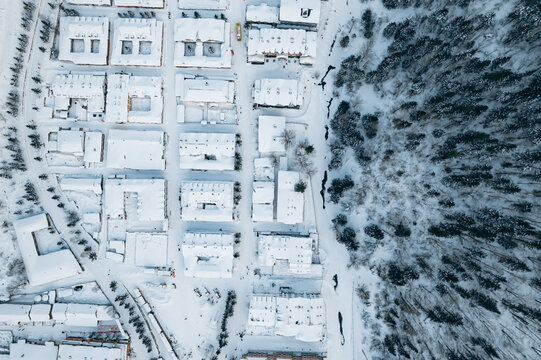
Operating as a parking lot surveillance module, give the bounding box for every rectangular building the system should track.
[106,130,165,170]
[111,18,163,66]
[180,181,234,221]
[258,233,312,274]
[179,132,236,170]
[276,171,304,224]
[279,0,321,27]
[253,79,303,108]
[58,17,109,65]
[176,75,235,103]
[181,232,233,278]
[247,28,317,65]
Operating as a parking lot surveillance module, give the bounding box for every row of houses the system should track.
[68,0,230,9]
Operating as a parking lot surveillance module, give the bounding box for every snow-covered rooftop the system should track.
[105,74,163,124]
[13,214,81,287]
[174,18,231,68]
[105,178,166,222]
[254,157,275,181]
[247,28,317,65]
[45,128,103,167]
[247,294,325,342]
[58,344,123,360]
[0,304,31,325]
[179,132,236,170]
[111,18,163,66]
[58,17,109,65]
[48,74,105,121]
[132,233,168,267]
[276,171,304,224]
[253,78,303,108]
[181,232,233,278]
[176,75,235,103]
[279,0,321,26]
[115,0,163,7]
[252,181,275,222]
[246,4,280,24]
[106,130,165,170]
[258,115,286,153]
[67,0,111,5]
[258,234,313,274]
[9,340,58,360]
[178,0,228,10]
[180,181,234,222]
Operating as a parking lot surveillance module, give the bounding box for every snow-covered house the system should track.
[178,0,228,10]
[174,18,232,68]
[58,344,124,360]
[181,232,234,278]
[252,181,275,222]
[9,339,126,360]
[105,74,163,124]
[9,340,58,360]
[246,4,280,24]
[247,28,317,65]
[258,115,285,153]
[115,0,164,7]
[179,132,236,170]
[68,0,111,5]
[45,128,103,167]
[0,304,31,325]
[106,130,165,170]
[13,214,81,287]
[253,78,303,108]
[276,170,304,224]
[241,352,324,360]
[279,0,321,27]
[44,74,106,122]
[247,294,325,342]
[111,18,163,66]
[257,233,313,275]
[254,157,275,181]
[176,75,235,103]
[58,17,109,65]
[180,181,234,221]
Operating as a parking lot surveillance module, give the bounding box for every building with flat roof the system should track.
[279,0,321,27]
[106,130,165,170]
[181,232,233,278]
[8,340,126,360]
[45,74,105,122]
[176,75,235,103]
[258,115,285,153]
[111,18,163,66]
[178,0,228,10]
[180,181,234,222]
[253,79,303,108]
[179,132,236,170]
[115,0,163,7]
[246,4,280,24]
[241,352,324,360]
[247,294,325,342]
[247,28,317,65]
[58,17,109,65]
[105,74,163,124]
[276,171,304,224]
[252,182,275,222]
[13,214,81,287]
[45,128,103,167]
[68,0,111,5]
[257,233,313,275]
[130,233,168,267]
[174,18,232,68]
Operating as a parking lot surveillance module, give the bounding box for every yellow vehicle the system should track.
[236,23,242,41]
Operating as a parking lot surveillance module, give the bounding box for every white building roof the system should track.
[132,233,168,267]
[115,0,163,7]
[9,340,58,360]
[174,18,231,68]
[258,115,285,153]
[176,75,235,103]
[180,181,234,222]
[29,304,52,322]
[58,17,109,65]
[0,304,31,324]
[65,304,114,327]
[106,130,165,170]
[59,176,102,195]
[252,182,275,222]
[258,234,312,274]
[246,4,280,24]
[111,18,163,66]
[50,74,105,120]
[254,157,275,181]
[253,78,303,107]
[181,233,233,278]
[105,74,163,124]
[276,171,304,224]
[51,303,68,322]
[83,132,104,163]
[247,294,325,342]
[13,214,81,287]
[67,0,111,5]
[247,28,317,65]
[279,0,321,26]
[105,178,165,222]
[178,0,228,10]
[58,344,123,360]
[57,130,84,154]
[179,132,236,170]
